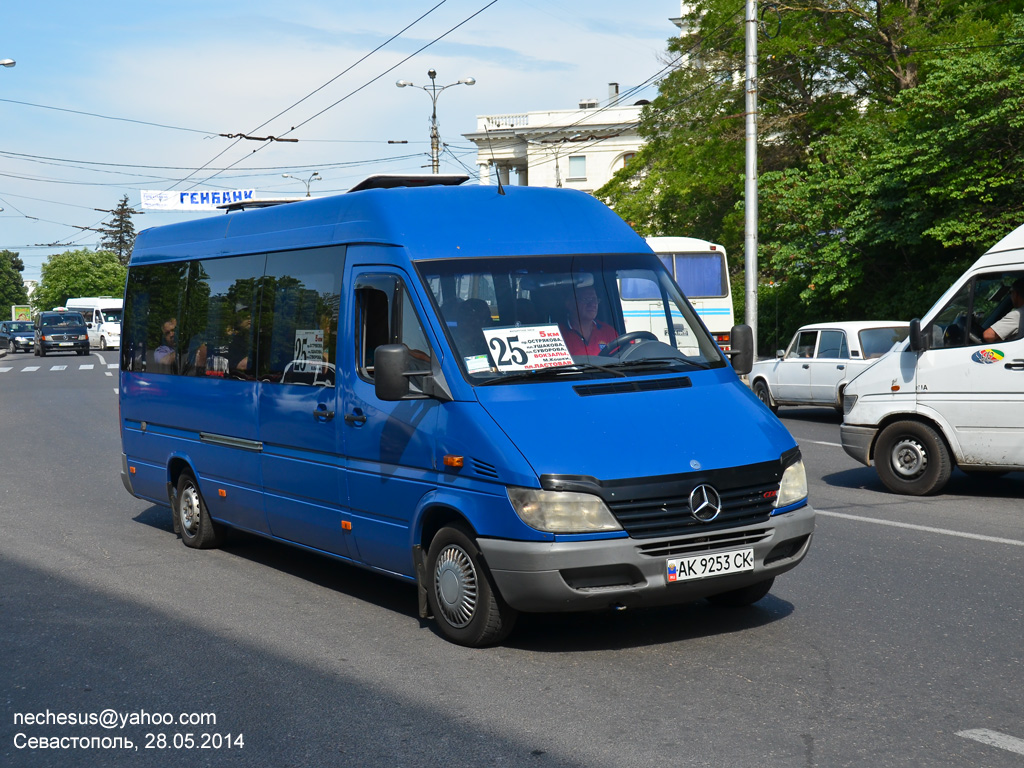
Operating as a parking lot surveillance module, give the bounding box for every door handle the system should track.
[344,409,366,426]
[313,403,335,421]
[802,363,809,369]
[1005,359,1024,371]
[836,364,845,370]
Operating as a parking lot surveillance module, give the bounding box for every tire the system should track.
[99,336,107,351]
[875,420,952,496]
[425,524,517,647]
[38,345,45,357]
[7,340,14,353]
[753,380,778,414]
[707,577,775,607]
[174,471,223,549]
[834,386,846,415]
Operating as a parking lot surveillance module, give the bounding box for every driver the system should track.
[982,278,1024,343]
[559,284,618,355]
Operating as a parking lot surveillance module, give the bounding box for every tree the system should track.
[98,195,140,266]
[32,249,127,312]
[0,249,30,311]
[760,18,1024,324]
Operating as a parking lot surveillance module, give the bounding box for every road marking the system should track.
[107,363,118,369]
[50,365,67,371]
[0,367,11,373]
[957,729,1024,756]
[106,371,113,377]
[818,509,1024,547]
[80,364,94,370]
[802,439,842,448]
[22,366,39,372]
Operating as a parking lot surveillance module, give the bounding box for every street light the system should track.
[282,171,322,197]
[396,69,475,174]
[0,59,15,68]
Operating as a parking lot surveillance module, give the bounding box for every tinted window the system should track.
[122,262,192,374]
[816,330,849,359]
[355,274,431,384]
[257,247,343,386]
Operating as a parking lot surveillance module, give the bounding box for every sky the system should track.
[0,1,682,282]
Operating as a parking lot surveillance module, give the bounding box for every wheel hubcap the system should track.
[179,485,200,535]
[433,544,478,628]
[891,438,927,478]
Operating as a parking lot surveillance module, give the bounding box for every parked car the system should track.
[749,321,909,414]
[34,310,90,356]
[0,320,35,353]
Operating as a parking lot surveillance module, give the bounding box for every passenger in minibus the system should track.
[983,278,1024,342]
[559,284,618,355]
[154,318,178,367]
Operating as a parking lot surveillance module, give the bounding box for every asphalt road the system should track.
[1,349,1021,767]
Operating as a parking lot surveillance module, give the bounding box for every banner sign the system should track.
[141,190,257,211]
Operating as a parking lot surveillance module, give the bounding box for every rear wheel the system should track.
[875,420,952,496]
[426,525,516,647]
[100,336,107,351]
[174,471,223,549]
[707,577,774,607]
[753,380,778,414]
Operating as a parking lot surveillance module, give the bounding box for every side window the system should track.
[816,330,848,359]
[258,246,343,387]
[355,274,432,382]
[181,254,264,379]
[787,330,818,359]
[121,262,190,374]
[928,273,1019,349]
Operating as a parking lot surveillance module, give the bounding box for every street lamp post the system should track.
[282,171,322,197]
[396,69,475,174]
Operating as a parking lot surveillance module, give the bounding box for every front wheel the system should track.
[174,471,223,549]
[99,336,107,351]
[753,380,778,414]
[426,525,516,647]
[875,420,952,496]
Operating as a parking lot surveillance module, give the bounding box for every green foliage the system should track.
[98,195,139,266]
[0,250,29,310]
[33,249,127,312]
[601,0,1024,351]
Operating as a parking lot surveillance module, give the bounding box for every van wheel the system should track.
[875,420,952,496]
[753,380,777,414]
[426,525,516,647]
[707,577,774,607]
[38,346,45,357]
[100,336,107,351]
[175,471,223,549]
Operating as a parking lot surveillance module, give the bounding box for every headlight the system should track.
[774,459,808,509]
[507,487,622,533]
[78,334,88,340]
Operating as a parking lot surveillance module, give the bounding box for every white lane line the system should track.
[818,509,1024,547]
[22,366,39,372]
[107,363,118,369]
[0,367,11,373]
[80,364,94,370]
[957,729,1024,756]
[105,371,113,377]
[50,365,67,371]
[802,439,842,448]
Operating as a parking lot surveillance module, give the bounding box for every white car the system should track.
[749,321,909,413]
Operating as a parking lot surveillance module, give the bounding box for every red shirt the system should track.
[559,320,619,356]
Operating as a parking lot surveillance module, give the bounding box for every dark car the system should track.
[34,311,90,356]
[1,320,36,353]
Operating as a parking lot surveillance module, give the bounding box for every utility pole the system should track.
[744,0,759,353]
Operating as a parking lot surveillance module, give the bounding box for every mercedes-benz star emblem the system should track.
[689,484,723,522]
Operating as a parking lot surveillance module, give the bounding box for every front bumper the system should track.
[478,505,815,613]
[40,339,89,354]
[840,424,877,466]
[12,338,33,350]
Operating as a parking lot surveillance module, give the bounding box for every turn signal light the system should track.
[443,455,464,468]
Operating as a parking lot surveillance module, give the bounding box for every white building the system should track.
[462,84,645,193]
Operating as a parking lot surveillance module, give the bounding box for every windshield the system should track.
[101,309,122,322]
[9,322,31,332]
[416,253,725,384]
[42,312,86,328]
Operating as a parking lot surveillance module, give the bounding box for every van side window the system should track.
[258,247,343,387]
[355,275,432,382]
[929,272,1018,349]
[181,255,264,378]
[121,262,190,374]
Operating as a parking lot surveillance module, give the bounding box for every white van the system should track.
[65,297,123,350]
[841,224,1024,495]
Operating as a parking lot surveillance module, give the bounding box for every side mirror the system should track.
[374,344,415,401]
[775,349,785,359]
[908,318,928,352]
[729,324,754,375]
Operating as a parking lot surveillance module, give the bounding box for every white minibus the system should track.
[65,297,123,350]
[841,223,1024,495]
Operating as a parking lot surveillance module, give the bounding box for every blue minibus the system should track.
[119,175,814,646]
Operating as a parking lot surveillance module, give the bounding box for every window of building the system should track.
[567,155,587,180]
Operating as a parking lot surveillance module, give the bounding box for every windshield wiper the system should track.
[477,362,628,386]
